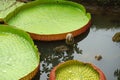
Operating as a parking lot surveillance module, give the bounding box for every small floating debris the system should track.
[65,33,74,46]
[95,55,102,61]
[53,45,69,53]
[112,32,120,42]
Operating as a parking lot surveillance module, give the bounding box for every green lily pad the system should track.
[0,0,24,19]
[5,1,91,40]
[0,25,40,80]
[50,60,106,80]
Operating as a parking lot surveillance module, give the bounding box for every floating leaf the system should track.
[0,25,40,80]
[50,60,106,80]
[0,0,24,19]
[5,1,91,41]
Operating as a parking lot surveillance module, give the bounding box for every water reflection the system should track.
[34,28,90,80]
[114,69,120,80]
[32,14,120,80]
[92,14,120,30]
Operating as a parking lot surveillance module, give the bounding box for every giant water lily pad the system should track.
[0,25,40,80]
[0,0,24,19]
[50,60,106,80]
[5,1,91,41]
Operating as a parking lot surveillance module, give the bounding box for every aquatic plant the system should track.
[49,60,106,80]
[0,25,40,80]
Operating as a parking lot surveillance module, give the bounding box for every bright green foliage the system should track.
[0,0,24,18]
[5,1,91,35]
[56,60,99,80]
[0,25,39,80]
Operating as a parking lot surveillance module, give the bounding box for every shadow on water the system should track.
[33,28,90,80]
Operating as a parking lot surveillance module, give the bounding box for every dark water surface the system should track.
[33,14,120,80]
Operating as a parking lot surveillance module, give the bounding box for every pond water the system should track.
[33,13,120,80]
[0,0,120,80]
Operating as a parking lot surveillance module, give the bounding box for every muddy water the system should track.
[33,14,120,80]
